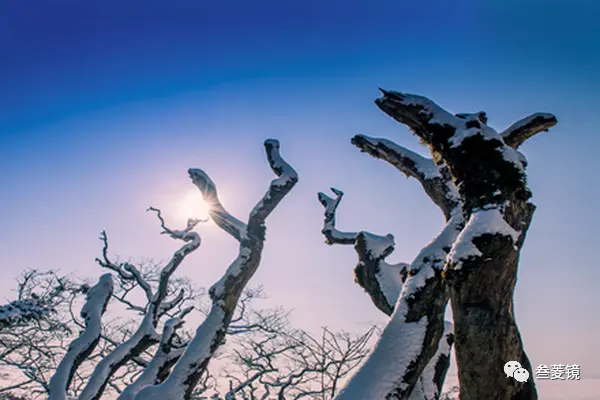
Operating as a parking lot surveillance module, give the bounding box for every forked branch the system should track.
[318,187,405,316]
[134,139,298,400]
[78,211,202,400]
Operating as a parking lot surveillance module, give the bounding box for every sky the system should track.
[1,0,599,397]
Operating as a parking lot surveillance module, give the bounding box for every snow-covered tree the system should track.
[1,275,378,400]
[323,90,556,399]
[318,142,459,399]
[13,138,299,400]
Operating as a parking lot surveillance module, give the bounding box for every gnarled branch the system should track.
[318,187,405,316]
[47,274,113,400]
[79,211,202,400]
[134,139,298,400]
[501,112,557,149]
[351,135,459,219]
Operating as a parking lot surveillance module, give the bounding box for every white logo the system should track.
[504,361,530,383]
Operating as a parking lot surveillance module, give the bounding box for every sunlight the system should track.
[176,188,210,223]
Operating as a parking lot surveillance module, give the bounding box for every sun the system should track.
[176,189,210,223]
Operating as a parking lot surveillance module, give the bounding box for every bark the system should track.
[133,139,298,400]
[375,89,556,399]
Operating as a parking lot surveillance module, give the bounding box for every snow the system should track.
[448,208,521,270]
[498,145,526,172]
[355,135,443,180]
[362,232,395,258]
[449,124,498,149]
[376,261,408,308]
[250,139,299,219]
[419,321,454,400]
[188,167,249,240]
[335,299,428,400]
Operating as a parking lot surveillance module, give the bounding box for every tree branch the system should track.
[336,214,463,399]
[500,112,557,149]
[318,188,405,316]
[410,321,454,400]
[134,139,298,400]
[351,135,460,220]
[47,274,113,400]
[79,212,202,400]
[248,139,299,224]
[188,170,248,242]
[317,188,358,245]
[118,308,193,400]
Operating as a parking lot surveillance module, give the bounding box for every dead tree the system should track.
[335,90,556,399]
[127,139,298,400]
[318,136,461,400]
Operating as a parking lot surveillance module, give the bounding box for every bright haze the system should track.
[1,1,599,398]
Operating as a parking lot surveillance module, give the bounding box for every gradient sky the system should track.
[1,0,599,397]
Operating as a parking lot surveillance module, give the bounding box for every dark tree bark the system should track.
[374,89,557,400]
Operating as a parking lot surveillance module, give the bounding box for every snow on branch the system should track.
[118,307,193,400]
[318,187,405,316]
[351,135,460,220]
[48,273,113,400]
[500,112,557,149]
[0,298,53,330]
[352,134,441,180]
[335,214,462,399]
[78,210,202,400]
[411,321,454,400]
[317,188,358,245]
[133,139,298,400]
[249,139,299,224]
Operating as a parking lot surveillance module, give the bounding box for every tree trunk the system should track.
[374,89,556,399]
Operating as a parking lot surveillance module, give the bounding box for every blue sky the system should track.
[1,0,599,396]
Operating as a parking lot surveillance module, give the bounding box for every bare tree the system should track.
[0,270,73,331]
[2,277,378,400]
[216,291,379,400]
[0,270,88,398]
[131,138,298,399]
[330,90,556,399]
[14,139,298,400]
